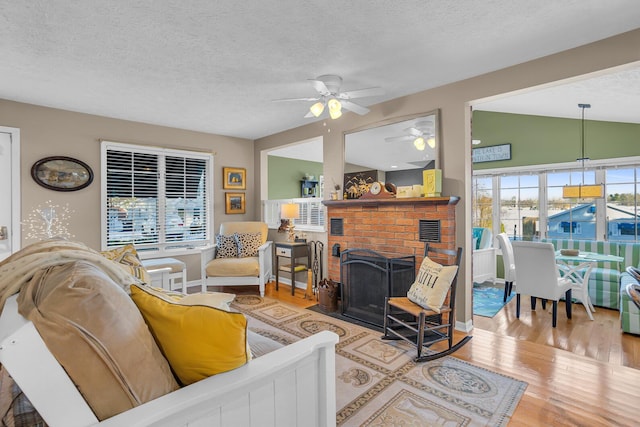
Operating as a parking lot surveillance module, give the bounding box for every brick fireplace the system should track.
[323,196,459,281]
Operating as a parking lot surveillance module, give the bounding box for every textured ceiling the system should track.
[1,1,640,141]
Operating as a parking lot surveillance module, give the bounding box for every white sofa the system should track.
[0,239,337,426]
[201,222,273,296]
[472,227,496,284]
[0,293,338,427]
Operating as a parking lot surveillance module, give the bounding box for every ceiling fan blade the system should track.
[339,87,385,99]
[309,79,331,96]
[272,97,320,102]
[340,100,370,115]
[385,135,412,143]
[408,128,423,137]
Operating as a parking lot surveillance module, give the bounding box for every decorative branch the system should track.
[23,200,75,240]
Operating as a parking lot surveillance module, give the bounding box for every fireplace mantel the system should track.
[322,196,459,207]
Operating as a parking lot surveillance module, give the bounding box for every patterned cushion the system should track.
[100,243,151,283]
[235,232,262,258]
[407,257,458,313]
[215,234,238,259]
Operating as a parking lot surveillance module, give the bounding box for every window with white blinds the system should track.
[262,198,325,232]
[101,141,213,252]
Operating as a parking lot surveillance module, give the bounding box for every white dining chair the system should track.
[511,241,574,327]
[557,259,595,320]
[496,233,516,302]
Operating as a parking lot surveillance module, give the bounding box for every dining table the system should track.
[554,250,624,320]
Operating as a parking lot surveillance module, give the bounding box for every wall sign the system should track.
[472,143,511,163]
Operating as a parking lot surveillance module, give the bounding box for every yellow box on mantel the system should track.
[396,185,423,198]
[423,169,442,197]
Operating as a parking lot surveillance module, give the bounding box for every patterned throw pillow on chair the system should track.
[235,232,262,257]
[100,243,151,284]
[215,234,238,259]
[407,257,459,313]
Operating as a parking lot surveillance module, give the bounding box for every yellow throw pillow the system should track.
[101,244,151,284]
[407,257,458,313]
[130,285,250,386]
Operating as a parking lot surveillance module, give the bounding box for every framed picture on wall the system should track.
[225,192,246,214]
[343,170,377,199]
[31,156,94,191]
[223,167,246,190]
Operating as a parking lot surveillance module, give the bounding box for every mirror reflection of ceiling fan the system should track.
[385,120,436,151]
[273,75,384,119]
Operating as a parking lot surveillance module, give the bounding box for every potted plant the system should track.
[331,181,341,200]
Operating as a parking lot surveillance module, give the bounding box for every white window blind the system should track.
[101,141,213,252]
[263,198,325,232]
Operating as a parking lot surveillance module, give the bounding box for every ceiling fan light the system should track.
[328,98,342,113]
[414,137,426,151]
[427,137,436,149]
[329,108,342,119]
[310,102,325,117]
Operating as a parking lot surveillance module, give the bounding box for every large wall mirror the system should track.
[344,110,440,192]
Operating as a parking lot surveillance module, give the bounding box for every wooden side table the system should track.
[275,242,310,296]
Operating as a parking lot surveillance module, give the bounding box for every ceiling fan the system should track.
[273,75,384,119]
[385,120,436,151]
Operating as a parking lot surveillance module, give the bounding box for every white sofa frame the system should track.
[201,222,273,296]
[473,247,496,284]
[472,228,496,284]
[0,295,338,426]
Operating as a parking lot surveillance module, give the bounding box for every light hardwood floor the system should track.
[222,281,640,426]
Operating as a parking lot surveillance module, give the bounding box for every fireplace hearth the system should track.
[340,248,415,327]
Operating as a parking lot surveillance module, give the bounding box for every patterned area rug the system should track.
[473,283,514,318]
[232,295,527,426]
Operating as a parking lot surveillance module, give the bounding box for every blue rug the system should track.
[473,284,514,317]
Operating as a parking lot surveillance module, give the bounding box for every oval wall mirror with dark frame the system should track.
[343,110,440,196]
[31,156,94,192]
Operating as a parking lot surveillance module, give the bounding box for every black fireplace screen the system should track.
[340,248,416,327]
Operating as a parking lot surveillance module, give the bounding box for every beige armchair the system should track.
[200,221,273,296]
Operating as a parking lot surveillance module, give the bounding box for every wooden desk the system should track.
[275,242,309,296]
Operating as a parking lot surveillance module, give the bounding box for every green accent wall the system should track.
[472,111,640,170]
[268,155,323,199]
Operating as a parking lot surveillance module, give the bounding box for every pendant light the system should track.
[562,103,604,199]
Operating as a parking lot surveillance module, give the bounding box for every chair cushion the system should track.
[17,261,179,421]
[215,234,238,259]
[100,243,152,283]
[472,228,484,250]
[206,256,260,277]
[235,232,262,257]
[130,284,250,386]
[407,256,458,313]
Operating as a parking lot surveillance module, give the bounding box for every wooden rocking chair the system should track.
[382,244,471,362]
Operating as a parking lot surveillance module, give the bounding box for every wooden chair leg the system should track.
[382,297,390,339]
[531,296,537,310]
[416,312,425,359]
[503,281,510,302]
[541,299,547,310]
[516,294,521,318]
[552,301,558,327]
[565,289,572,319]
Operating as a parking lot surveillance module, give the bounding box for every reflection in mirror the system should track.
[344,110,439,194]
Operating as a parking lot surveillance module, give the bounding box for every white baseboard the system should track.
[455,319,474,333]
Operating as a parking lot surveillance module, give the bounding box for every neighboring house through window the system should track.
[473,157,640,242]
[101,141,213,253]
